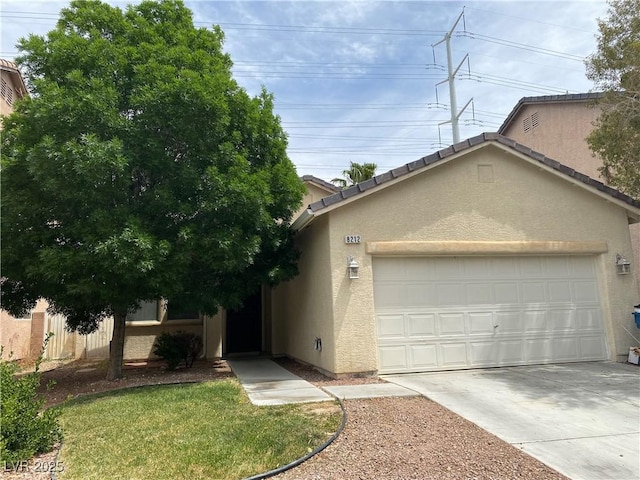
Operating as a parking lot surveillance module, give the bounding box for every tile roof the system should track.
[498,92,604,134]
[300,175,340,193]
[303,132,639,220]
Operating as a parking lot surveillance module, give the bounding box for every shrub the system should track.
[153,331,203,370]
[0,333,62,464]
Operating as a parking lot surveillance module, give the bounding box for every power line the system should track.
[2,11,591,61]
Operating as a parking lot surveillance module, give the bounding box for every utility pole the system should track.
[432,8,473,144]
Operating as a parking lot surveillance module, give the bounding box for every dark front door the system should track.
[225,289,262,355]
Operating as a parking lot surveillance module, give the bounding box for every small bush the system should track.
[153,331,203,370]
[0,334,62,464]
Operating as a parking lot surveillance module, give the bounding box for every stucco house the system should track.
[0,59,37,359]
[269,133,639,376]
[498,92,639,293]
[0,59,27,118]
[4,82,638,376]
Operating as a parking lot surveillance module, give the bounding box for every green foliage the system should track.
[1,0,305,377]
[0,335,62,463]
[586,0,640,199]
[152,331,203,370]
[331,161,378,188]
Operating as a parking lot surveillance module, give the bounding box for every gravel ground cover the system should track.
[5,357,567,480]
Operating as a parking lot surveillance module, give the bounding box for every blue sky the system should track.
[0,0,609,182]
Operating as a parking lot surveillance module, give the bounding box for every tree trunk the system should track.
[106,311,127,380]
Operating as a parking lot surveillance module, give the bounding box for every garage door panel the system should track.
[409,345,438,368]
[573,281,598,302]
[579,336,607,359]
[440,343,468,366]
[489,257,519,277]
[546,257,572,276]
[463,257,491,277]
[470,341,496,365]
[496,340,525,364]
[575,308,604,331]
[523,310,548,332]
[374,256,607,373]
[377,314,405,338]
[407,314,437,337]
[525,338,552,362]
[406,284,436,306]
[548,281,573,303]
[435,258,463,279]
[378,345,408,370]
[522,282,546,303]
[553,337,579,361]
[373,283,406,308]
[466,283,493,304]
[438,313,465,336]
[374,257,406,280]
[405,259,437,280]
[549,309,576,332]
[495,311,523,333]
[436,284,465,305]
[570,256,596,276]
[495,283,519,304]
[520,256,544,276]
[468,312,496,335]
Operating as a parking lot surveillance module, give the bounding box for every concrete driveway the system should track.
[385,362,639,480]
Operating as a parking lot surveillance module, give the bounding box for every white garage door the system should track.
[374,256,607,373]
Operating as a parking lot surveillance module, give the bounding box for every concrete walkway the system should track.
[228,358,417,405]
[228,358,333,405]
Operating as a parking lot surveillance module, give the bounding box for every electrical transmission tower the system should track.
[431,8,474,144]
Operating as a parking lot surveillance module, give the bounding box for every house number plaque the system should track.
[344,235,362,244]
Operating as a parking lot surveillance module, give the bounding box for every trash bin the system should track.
[635,304,640,328]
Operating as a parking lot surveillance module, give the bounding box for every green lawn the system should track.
[57,379,341,480]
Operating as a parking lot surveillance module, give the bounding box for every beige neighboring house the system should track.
[498,92,639,295]
[0,59,35,359]
[0,59,27,118]
[271,133,639,376]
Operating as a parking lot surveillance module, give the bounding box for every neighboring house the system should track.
[271,133,639,376]
[0,59,27,119]
[498,92,639,294]
[0,59,34,359]
[297,175,340,219]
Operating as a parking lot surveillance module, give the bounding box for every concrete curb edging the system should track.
[241,398,348,480]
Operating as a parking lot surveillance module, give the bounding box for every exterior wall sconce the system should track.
[615,253,631,275]
[348,256,359,279]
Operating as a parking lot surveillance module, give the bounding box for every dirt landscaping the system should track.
[6,358,567,480]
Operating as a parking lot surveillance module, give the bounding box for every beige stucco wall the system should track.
[279,143,639,375]
[502,101,640,296]
[0,300,48,360]
[0,67,18,118]
[205,312,223,359]
[294,182,336,220]
[271,214,337,373]
[501,102,603,180]
[1,311,32,359]
[123,321,203,360]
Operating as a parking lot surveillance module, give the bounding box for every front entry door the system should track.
[225,289,262,355]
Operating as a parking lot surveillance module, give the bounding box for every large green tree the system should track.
[1,0,304,380]
[586,0,640,199]
[331,161,377,188]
